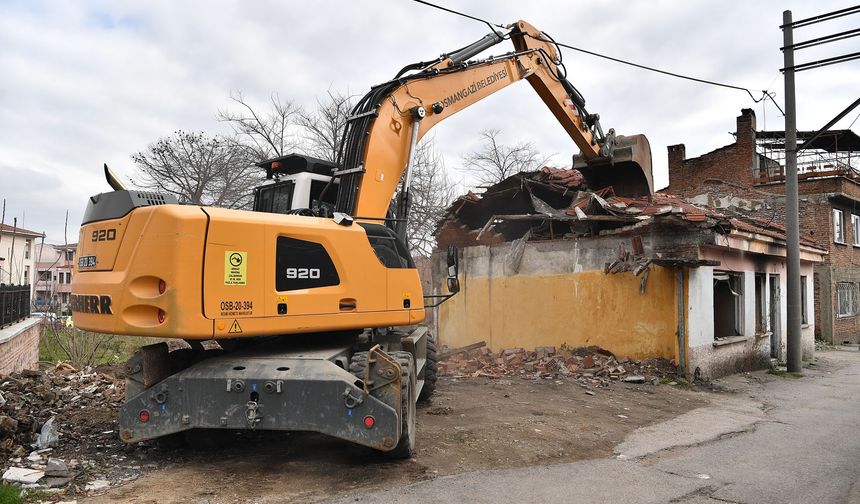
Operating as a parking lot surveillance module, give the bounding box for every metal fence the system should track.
[0,285,30,328]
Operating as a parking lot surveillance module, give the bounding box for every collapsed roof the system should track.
[435,166,816,249]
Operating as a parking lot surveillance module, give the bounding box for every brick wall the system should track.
[661,107,860,343]
[0,319,40,376]
[665,109,757,197]
[435,221,505,249]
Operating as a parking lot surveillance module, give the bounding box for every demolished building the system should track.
[432,166,826,379]
[666,108,860,344]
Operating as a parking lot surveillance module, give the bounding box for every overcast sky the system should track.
[1,0,858,242]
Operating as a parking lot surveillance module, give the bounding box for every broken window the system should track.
[837,282,855,318]
[800,275,808,325]
[713,271,744,338]
[754,274,766,334]
[834,209,845,244]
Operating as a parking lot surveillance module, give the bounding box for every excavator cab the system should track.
[253,154,340,215]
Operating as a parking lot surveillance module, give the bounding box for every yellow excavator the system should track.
[71,20,652,457]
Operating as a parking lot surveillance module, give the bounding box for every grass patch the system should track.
[39,326,164,367]
[0,484,22,504]
[658,376,691,388]
[767,366,801,379]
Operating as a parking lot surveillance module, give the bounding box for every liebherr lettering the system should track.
[70,294,113,314]
[441,69,508,108]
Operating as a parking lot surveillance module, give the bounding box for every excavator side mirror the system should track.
[446,245,460,294]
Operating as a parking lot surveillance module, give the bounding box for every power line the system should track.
[411,0,777,109]
[541,36,769,103]
[849,110,860,129]
[410,0,503,34]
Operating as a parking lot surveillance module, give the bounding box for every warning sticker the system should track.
[224,251,247,285]
[228,319,243,334]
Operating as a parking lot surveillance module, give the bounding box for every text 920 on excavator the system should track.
[71,20,652,457]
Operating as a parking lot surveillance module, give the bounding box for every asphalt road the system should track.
[327,348,860,504]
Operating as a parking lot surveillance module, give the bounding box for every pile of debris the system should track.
[435,166,816,249]
[438,341,677,388]
[0,365,156,497]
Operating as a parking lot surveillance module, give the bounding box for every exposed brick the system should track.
[663,108,860,343]
[0,321,40,376]
[666,109,757,197]
[435,221,505,249]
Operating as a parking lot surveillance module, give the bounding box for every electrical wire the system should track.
[528,33,770,104]
[410,0,778,107]
[848,110,860,129]
[411,0,504,33]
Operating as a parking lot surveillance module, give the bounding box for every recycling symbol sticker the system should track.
[224,251,247,285]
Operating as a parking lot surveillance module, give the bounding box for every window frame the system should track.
[836,281,856,318]
[852,214,860,246]
[800,275,808,325]
[713,271,745,339]
[834,208,846,244]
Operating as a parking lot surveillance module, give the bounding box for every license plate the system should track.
[78,255,97,268]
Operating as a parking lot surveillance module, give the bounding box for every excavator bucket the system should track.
[573,134,654,198]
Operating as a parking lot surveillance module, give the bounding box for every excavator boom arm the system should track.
[335,20,624,220]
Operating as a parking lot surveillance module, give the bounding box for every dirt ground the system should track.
[84,376,710,504]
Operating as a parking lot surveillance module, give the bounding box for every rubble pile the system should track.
[439,343,677,387]
[0,364,124,458]
[435,166,817,250]
[0,364,149,497]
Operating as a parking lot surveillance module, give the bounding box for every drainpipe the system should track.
[676,268,687,375]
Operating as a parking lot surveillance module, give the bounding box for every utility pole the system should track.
[782,10,801,373]
[780,5,860,373]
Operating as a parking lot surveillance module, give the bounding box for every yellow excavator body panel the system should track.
[73,204,425,339]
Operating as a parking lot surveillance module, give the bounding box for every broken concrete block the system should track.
[85,479,110,491]
[46,458,71,478]
[0,415,18,433]
[3,467,45,484]
[43,476,73,488]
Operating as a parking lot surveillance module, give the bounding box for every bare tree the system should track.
[218,91,301,162]
[36,211,115,368]
[461,128,554,186]
[405,138,457,257]
[131,130,258,208]
[297,89,355,162]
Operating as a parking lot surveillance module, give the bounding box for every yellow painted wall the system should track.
[438,266,679,361]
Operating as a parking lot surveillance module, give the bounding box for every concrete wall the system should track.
[686,254,816,380]
[435,238,681,361]
[433,232,819,380]
[0,318,40,376]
